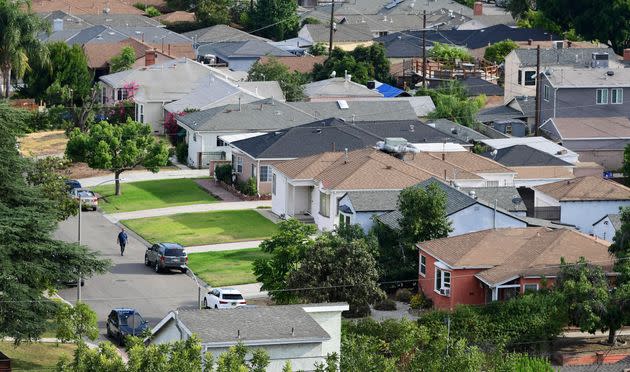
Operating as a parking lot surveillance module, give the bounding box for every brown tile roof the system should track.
[425,151,515,174]
[274,148,435,190]
[258,56,327,74]
[418,227,613,286]
[155,11,196,24]
[534,176,630,201]
[30,0,144,14]
[548,117,630,139]
[83,38,147,69]
[512,166,574,180]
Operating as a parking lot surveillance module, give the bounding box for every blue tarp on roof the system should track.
[376,83,405,98]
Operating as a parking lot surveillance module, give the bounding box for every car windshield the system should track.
[119,312,145,327]
[165,248,185,256]
[222,293,243,300]
[77,191,94,197]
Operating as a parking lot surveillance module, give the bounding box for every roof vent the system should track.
[606,70,615,76]
[468,190,477,199]
[451,127,458,134]
[409,124,415,132]
[315,128,322,134]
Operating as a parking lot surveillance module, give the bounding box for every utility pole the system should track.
[422,10,427,88]
[535,44,541,136]
[76,203,82,302]
[328,0,336,55]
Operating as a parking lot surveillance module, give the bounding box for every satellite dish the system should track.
[490,149,498,158]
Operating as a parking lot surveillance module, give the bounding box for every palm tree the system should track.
[0,0,48,98]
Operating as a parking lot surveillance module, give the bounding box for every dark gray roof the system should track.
[513,47,617,67]
[460,77,503,96]
[198,40,293,59]
[175,306,330,345]
[477,105,525,123]
[427,119,489,143]
[116,26,192,44]
[302,23,373,42]
[184,24,269,43]
[231,118,464,159]
[345,190,400,212]
[482,145,572,166]
[79,14,164,28]
[178,99,419,132]
[512,96,536,117]
[460,186,527,213]
[593,213,622,229]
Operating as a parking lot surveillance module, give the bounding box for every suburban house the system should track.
[532,176,630,232]
[417,227,614,309]
[592,214,622,242]
[539,67,630,124]
[303,75,384,102]
[540,116,630,170]
[372,178,528,236]
[503,47,620,103]
[196,40,294,71]
[297,23,374,51]
[228,118,464,194]
[177,99,419,168]
[99,59,245,134]
[150,303,348,372]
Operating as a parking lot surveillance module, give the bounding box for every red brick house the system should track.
[417,227,614,310]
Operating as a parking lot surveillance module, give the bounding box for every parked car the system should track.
[65,179,82,192]
[144,243,188,273]
[106,308,149,345]
[70,188,98,211]
[204,288,246,309]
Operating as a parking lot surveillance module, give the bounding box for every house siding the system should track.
[560,200,630,233]
[592,216,617,242]
[233,150,281,195]
[182,127,233,168]
[449,203,527,236]
[271,170,289,217]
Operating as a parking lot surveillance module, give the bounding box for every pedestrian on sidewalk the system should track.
[117,228,128,256]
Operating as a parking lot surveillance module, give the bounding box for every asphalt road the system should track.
[54,211,199,340]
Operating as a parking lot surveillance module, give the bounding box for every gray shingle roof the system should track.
[427,119,489,143]
[79,14,164,28]
[301,23,373,43]
[184,24,269,43]
[482,145,572,166]
[512,96,536,117]
[175,306,330,345]
[594,213,622,229]
[477,105,525,123]
[198,40,293,59]
[460,186,527,213]
[513,47,617,67]
[346,190,400,212]
[178,99,419,132]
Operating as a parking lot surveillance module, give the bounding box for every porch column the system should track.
[491,287,498,301]
[292,186,296,216]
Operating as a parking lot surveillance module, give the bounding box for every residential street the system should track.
[54,212,199,340]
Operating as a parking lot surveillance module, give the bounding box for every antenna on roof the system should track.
[344,148,348,163]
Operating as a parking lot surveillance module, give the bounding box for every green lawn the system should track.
[122,210,278,246]
[91,178,217,213]
[187,248,269,286]
[0,342,77,371]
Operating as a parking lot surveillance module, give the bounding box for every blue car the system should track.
[65,179,82,192]
[106,308,149,345]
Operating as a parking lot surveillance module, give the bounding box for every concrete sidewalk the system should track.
[79,169,208,187]
[105,201,272,222]
[185,240,263,253]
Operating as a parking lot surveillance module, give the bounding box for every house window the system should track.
[101,86,107,104]
[260,165,271,182]
[319,191,330,217]
[272,173,276,195]
[117,88,129,101]
[420,255,426,277]
[236,157,243,174]
[543,85,550,101]
[524,71,536,86]
[596,88,608,104]
[611,88,623,104]
[435,267,451,296]
[137,104,144,123]
[485,180,499,187]
[505,124,512,135]
[517,70,522,85]
[524,283,539,293]
[216,137,226,147]
[339,214,351,226]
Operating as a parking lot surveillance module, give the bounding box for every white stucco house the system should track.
[149,303,348,372]
[592,214,621,242]
[533,176,630,233]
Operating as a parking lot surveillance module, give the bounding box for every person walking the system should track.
[117,228,128,256]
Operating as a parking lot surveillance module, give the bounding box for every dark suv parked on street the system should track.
[144,243,188,273]
[106,308,149,345]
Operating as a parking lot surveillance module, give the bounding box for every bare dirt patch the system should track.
[19,130,68,157]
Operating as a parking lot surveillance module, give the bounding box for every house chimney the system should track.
[624,49,630,62]
[344,70,350,82]
[473,1,483,16]
[145,50,157,66]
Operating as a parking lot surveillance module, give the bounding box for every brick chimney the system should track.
[473,1,483,16]
[145,50,157,66]
[624,48,630,62]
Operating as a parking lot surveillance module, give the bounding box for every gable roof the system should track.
[82,38,164,69]
[304,78,383,99]
[477,105,525,123]
[534,176,630,202]
[482,145,572,166]
[460,186,527,213]
[427,119,489,143]
[198,40,293,60]
[481,137,578,164]
[344,190,400,212]
[419,151,514,174]
[541,117,630,141]
[419,227,613,286]
[593,214,622,229]
[300,23,373,43]
[512,47,618,67]
[184,24,269,43]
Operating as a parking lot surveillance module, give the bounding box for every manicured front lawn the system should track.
[92,178,216,213]
[0,341,77,371]
[187,248,269,286]
[122,210,278,246]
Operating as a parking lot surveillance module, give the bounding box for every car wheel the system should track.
[144,255,150,266]
[180,268,188,274]
[106,324,112,338]
[154,261,160,273]
[214,304,218,309]
[204,298,208,308]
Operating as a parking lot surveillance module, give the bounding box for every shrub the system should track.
[374,299,397,311]
[395,288,412,303]
[133,2,147,10]
[175,142,188,164]
[145,6,161,17]
[214,164,232,184]
[236,177,258,196]
[410,293,432,310]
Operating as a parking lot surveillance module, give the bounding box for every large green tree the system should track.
[286,228,384,316]
[418,80,485,127]
[0,103,110,343]
[483,40,519,64]
[66,119,169,195]
[312,44,392,85]
[26,156,77,221]
[253,219,317,304]
[195,0,233,26]
[398,182,452,247]
[55,302,99,343]
[249,0,299,40]
[109,46,136,73]
[248,57,307,101]
[0,0,48,98]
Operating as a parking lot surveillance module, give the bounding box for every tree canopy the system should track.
[428,42,474,69]
[0,103,110,343]
[55,302,99,343]
[417,80,485,127]
[312,45,392,85]
[398,182,452,246]
[109,46,136,73]
[248,57,307,101]
[249,0,299,40]
[65,119,169,195]
[483,40,519,64]
[195,0,233,26]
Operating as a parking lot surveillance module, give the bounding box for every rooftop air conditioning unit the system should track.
[591,52,609,68]
[553,40,564,49]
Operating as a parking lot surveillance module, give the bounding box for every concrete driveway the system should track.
[54,212,199,340]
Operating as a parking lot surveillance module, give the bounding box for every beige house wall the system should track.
[232,150,285,195]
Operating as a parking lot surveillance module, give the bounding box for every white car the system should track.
[204,288,246,309]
